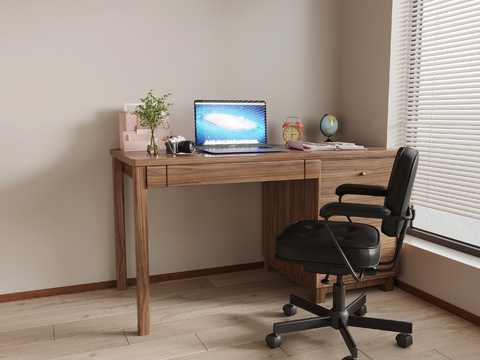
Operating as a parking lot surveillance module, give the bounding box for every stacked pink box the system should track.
[119,111,172,151]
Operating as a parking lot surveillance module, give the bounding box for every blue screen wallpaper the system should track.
[195,103,266,145]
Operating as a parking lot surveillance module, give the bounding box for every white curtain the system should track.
[390,0,480,221]
[388,0,480,247]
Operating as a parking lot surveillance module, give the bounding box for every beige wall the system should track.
[339,0,393,147]
[398,238,480,317]
[1,0,348,294]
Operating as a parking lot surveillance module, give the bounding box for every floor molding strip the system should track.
[0,261,264,303]
[394,279,480,327]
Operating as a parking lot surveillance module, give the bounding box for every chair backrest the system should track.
[381,147,419,237]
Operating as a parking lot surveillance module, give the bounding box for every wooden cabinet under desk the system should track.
[262,150,397,304]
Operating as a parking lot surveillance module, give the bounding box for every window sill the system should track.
[404,234,480,270]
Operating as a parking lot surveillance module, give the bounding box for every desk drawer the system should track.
[321,158,394,204]
[167,160,304,187]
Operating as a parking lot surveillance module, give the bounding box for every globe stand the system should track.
[324,137,333,142]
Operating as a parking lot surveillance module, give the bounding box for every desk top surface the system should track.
[111,146,396,167]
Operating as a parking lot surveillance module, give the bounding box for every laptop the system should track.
[194,100,288,154]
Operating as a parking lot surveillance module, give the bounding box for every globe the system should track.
[320,114,338,141]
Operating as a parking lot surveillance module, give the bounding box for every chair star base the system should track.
[265,276,413,360]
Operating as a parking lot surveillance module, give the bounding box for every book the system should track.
[288,141,336,151]
[336,144,366,150]
[287,141,365,151]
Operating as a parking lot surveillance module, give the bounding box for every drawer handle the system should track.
[360,172,366,176]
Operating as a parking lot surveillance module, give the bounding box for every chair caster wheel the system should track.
[342,356,356,360]
[396,333,413,348]
[265,333,282,348]
[283,304,297,316]
[354,305,367,316]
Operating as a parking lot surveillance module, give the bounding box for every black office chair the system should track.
[265,147,419,360]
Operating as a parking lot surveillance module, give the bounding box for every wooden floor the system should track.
[1,269,479,360]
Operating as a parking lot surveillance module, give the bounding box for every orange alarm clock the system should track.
[282,116,303,143]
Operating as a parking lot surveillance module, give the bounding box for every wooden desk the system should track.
[111,147,396,336]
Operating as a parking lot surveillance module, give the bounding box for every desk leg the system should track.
[112,157,127,291]
[133,166,150,336]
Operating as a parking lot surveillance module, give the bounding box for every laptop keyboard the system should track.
[213,145,269,150]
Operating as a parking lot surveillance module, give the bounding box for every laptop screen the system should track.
[194,100,267,146]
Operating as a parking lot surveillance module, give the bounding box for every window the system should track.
[389,0,480,256]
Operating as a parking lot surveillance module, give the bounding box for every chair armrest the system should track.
[321,203,391,283]
[335,184,388,198]
[320,202,391,219]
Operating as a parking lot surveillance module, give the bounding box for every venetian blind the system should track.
[406,0,480,221]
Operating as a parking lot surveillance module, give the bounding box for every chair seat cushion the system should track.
[276,220,381,269]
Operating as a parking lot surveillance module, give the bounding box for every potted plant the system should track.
[132,90,173,154]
